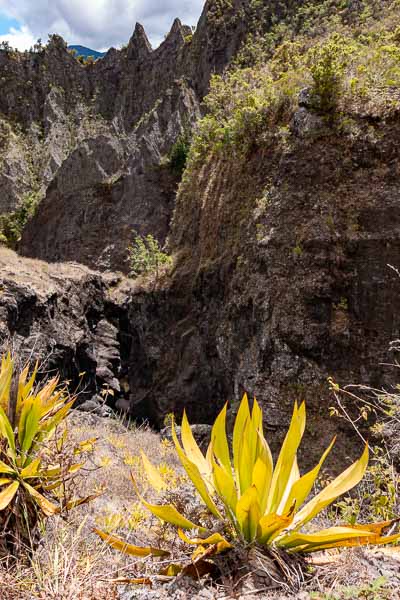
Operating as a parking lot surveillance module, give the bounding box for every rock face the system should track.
[0,1,253,272]
[20,81,201,270]
[112,110,400,463]
[0,247,130,404]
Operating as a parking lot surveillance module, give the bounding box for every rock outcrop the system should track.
[20,80,201,270]
[115,109,400,463]
[0,247,130,405]
[0,1,252,271]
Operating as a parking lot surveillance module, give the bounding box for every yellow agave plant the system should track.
[0,353,96,552]
[96,395,400,564]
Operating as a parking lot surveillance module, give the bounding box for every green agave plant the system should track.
[0,353,97,555]
[96,395,400,573]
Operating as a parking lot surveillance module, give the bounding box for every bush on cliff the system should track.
[127,231,172,278]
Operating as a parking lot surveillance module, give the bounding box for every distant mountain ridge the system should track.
[68,45,106,60]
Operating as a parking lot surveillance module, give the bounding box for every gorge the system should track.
[0,0,399,464]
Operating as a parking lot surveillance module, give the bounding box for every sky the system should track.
[0,0,205,51]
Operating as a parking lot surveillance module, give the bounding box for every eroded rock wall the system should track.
[113,110,400,463]
[1,1,252,271]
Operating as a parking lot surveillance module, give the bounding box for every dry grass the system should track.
[0,411,184,599]
[0,410,399,600]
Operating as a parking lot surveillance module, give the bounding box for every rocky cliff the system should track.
[0,0,253,271]
[0,0,399,461]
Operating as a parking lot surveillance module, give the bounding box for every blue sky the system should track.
[0,14,20,34]
[0,1,204,51]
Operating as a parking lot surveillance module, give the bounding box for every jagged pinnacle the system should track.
[127,22,152,59]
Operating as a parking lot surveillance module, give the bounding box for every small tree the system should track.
[309,34,352,112]
[168,132,191,177]
[0,41,13,55]
[127,231,172,279]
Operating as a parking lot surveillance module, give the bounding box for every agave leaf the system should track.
[37,378,60,412]
[95,528,169,557]
[236,485,261,542]
[297,532,400,553]
[292,444,369,531]
[0,459,14,475]
[190,541,230,562]
[20,457,41,478]
[237,431,253,495]
[211,454,238,517]
[0,406,16,457]
[281,437,336,515]
[267,402,306,514]
[0,478,12,486]
[40,399,74,436]
[257,504,296,544]
[131,472,206,531]
[276,455,300,515]
[211,403,231,476]
[281,526,376,551]
[141,497,206,531]
[252,456,273,515]
[248,399,264,471]
[21,398,41,457]
[178,529,231,547]
[254,426,275,508]
[141,451,167,492]
[172,422,221,517]
[22,481,59,516]
[0,354,12,413]
[345,518,400,535]
[0,481,19,510]
[17,362,38,418]
[180,411,212,485]
[251,397,263,431]
[18,397,33,448]
[233,394,251,490]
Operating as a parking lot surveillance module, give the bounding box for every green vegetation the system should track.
[0,192,41,249]
[0,353,95,556]
[185,0,400,167]
[168,132,191,177]
[127,231,172,278]
[96,395,399,582]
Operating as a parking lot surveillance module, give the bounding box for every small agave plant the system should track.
[0,353,96,555]
[96,395,400,579]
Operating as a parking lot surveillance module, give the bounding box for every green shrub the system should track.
[309,34,354,112]
[0,192,40,249]
[127,231,172,278]
[168,133,191,177]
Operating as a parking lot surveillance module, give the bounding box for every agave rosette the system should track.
[96,395,400,561]
[0,353,95,516]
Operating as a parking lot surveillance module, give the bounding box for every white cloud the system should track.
[0,24,36,50]
[0,0,204,50]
